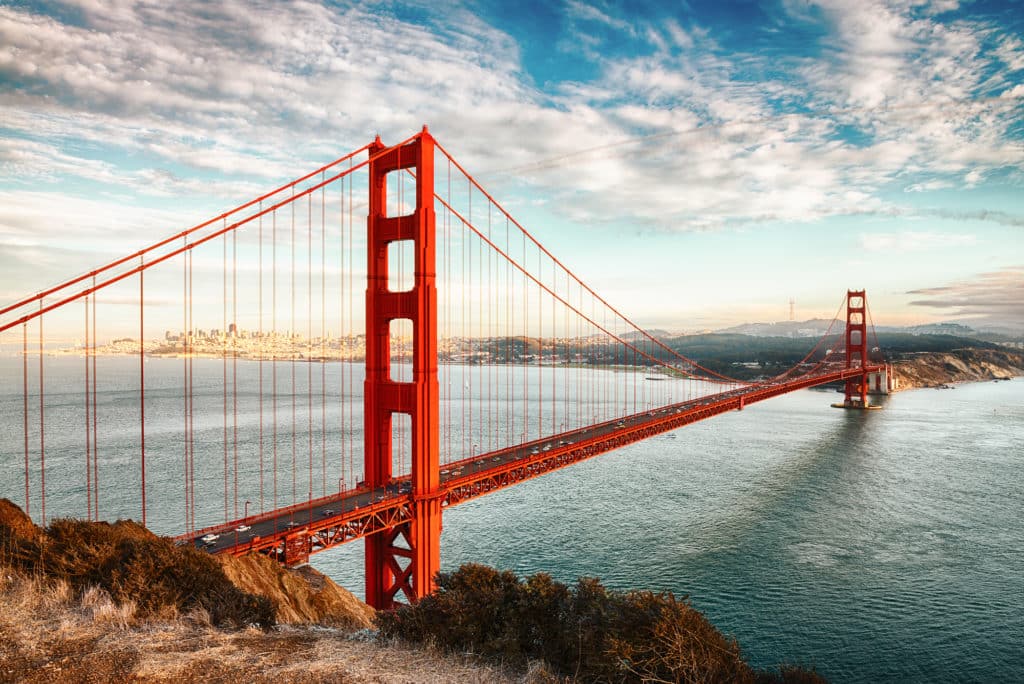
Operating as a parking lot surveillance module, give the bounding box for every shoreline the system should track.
[17,346,1024,393]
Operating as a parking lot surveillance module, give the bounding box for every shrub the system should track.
[378,563,827,683]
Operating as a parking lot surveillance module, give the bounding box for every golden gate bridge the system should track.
[0,127,888,609]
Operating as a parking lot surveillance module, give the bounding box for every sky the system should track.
[1,0,1023,336]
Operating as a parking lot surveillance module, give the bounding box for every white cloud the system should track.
[565,1,635,35]
[1001,83,1024,99]
[0,0,1021,244]
[859,231,977,252]
[907,267,1024,330]
[995,35,1024,71]
[904,179,953,192]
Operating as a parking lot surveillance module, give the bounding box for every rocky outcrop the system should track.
[217,553,375,629]
[892,348,1024,390]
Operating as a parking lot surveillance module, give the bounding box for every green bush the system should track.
[378,563,826,683]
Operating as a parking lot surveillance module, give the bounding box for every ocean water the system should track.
[1,356,1021,682]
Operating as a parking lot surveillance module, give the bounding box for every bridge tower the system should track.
[364,128,441,609]
[842,289,870,408]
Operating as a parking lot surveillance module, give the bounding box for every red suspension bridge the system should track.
[0,128,888,609]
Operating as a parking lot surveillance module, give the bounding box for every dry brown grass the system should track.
[0,499,273,628]
[0,572,540,683]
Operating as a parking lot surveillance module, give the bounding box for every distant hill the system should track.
[623,328,674,341]
[663,331,1000,381]
[716,319,833,337]
[875,322,978,336]
[716,319,1022,341]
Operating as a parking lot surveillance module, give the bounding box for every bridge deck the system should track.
[179,364,882,563]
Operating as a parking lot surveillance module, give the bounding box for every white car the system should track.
[234,524,251,533]
[201,533,219,544]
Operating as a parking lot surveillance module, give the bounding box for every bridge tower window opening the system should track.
[387,240,415,293]
[389,318,412,383]
[390,411,412,481]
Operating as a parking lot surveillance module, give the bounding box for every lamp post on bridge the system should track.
[243,500,250,522]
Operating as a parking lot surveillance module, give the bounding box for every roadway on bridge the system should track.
[187,382,764,554]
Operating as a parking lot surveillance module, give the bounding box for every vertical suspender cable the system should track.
[337,174,345,490]
[445,158,452,463]
[347,161,354,487]
[233,224,238,519]
[506,215,511,447]
[259,205,265,514]
[23,323,29,519]
[467,178,472,459]
[308,191,313,502]
[537,242,542,439]
[188,249,195,531]
[478,190,483,454]
[320,174,326,497]
[38,302,45,525]
[522,228,527,442]
[291,189,297,505]
[342,174,350,489]
[223,228,229,522]
[462,180,467,459]
[273,208,278,513]
[84,298,91,519]
[565,270,573,430]
[487,202,492,453]
[92,277,98,520]
[184,248,190,532]
[140,264,146,528]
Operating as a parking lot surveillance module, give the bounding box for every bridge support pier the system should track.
[364,128,441,609]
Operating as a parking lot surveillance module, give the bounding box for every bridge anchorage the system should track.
[1,126,889,610]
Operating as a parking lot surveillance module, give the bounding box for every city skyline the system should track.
[1,1,1022,335]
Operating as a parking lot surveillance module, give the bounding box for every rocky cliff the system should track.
[217,552,374,629]
[892,348,1024,390]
